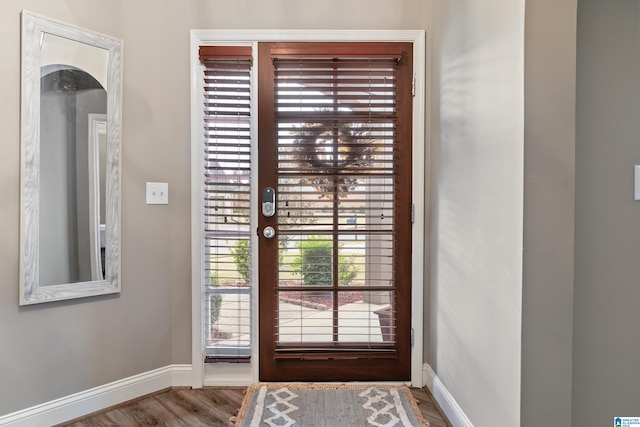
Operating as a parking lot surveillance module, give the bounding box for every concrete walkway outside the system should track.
[214,297,390,346]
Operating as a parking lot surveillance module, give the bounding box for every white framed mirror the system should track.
[20,11,122,305]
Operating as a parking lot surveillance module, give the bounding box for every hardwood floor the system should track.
[410,387,453,427]
[55,386,452,427]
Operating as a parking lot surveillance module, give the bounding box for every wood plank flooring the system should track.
[55,386,452,427]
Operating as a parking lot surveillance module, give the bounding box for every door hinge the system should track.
[411,76,416,97]
[411,203,415,224]
[411,328,414,347]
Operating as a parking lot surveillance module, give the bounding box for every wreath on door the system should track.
[291,123,378,198]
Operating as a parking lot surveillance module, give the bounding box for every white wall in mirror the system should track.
[20,10,122,305]
[41,32,109,91]
[88,114,107,282]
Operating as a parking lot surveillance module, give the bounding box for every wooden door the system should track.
[258,42,413,381]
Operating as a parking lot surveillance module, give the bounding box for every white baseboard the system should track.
[0,364,192,427]
[203,362,255,387]
[171,364,194,387]
[423,363,474,427]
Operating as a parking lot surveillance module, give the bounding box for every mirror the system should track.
[20,11,122,304]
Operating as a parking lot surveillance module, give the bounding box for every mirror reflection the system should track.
[39,33,108,286]
[88,114,108,282]
[20,11,122,304]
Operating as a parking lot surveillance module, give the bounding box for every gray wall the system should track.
[429,0,525,424]
[430,1,580,425]
[574,1,640,425]
[0,0,429,416]
[5,0,628,425]
[522,0,576,426]
[1,0,186,414]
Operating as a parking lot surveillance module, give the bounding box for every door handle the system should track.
[263,226,276,239]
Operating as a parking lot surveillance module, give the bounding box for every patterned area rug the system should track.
[232,383,430,427]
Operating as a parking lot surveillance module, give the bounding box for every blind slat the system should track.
[200,45,252,61]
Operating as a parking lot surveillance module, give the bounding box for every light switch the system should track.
[635,166,640,201]
[146,182,168,205]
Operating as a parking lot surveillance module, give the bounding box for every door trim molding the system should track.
[190,29,427,388]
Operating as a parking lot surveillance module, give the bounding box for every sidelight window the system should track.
[199,46,253,361]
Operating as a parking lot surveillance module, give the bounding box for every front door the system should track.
[257,42,413,381]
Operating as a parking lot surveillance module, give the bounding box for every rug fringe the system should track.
[233,383,261,426]
[405,389,430,427]
[252,382,415,391]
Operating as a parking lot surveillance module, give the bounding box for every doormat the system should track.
[231,383,430,427]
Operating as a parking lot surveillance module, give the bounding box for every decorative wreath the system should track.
[291,123,377,198]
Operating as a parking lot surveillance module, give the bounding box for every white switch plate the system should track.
[146,182,168,205]
[635,166,640,201]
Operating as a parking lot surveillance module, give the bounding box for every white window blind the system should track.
[199,46,253,361]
